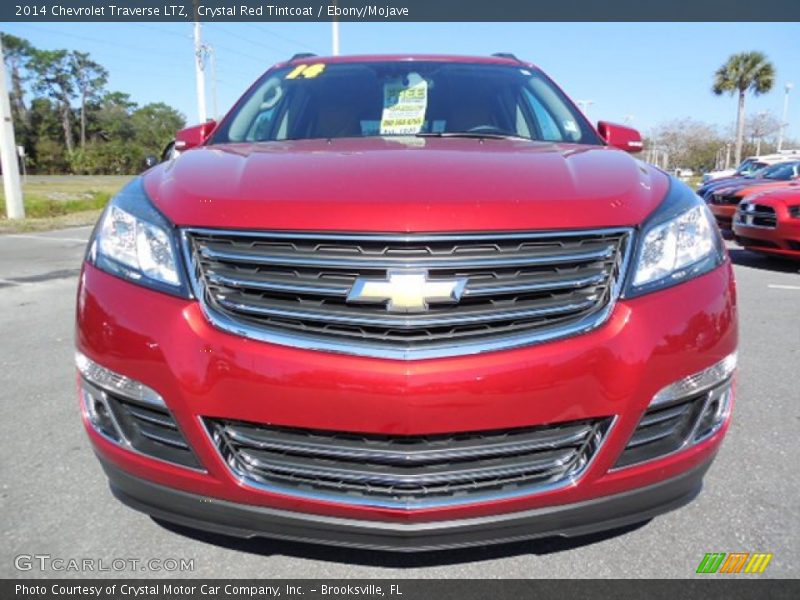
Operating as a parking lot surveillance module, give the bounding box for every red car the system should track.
[734,187,800,260]
[708,161,800,234]
[76,54,737,551]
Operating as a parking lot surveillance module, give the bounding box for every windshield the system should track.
[762,162,799,180]
[737,159,766,175]
[211,61,602,145]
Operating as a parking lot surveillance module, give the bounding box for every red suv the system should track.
[76,55,737,551]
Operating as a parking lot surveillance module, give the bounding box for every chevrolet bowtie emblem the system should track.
[347,270,467,313]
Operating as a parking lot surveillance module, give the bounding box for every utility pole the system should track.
[207,44,218,120]
[0,36,24,219]
[331,0,340,55]
[777,82,794,152]
[193,21,207,123]
[332,20,340,56]
[576,100,594,122]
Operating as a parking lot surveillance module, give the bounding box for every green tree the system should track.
[93,91,137,142]
[27,98,64,169]
[131,102,185,154]
[34,138,70,173]
[28,49,77,153]
[647,118,725,173]
[6,36,185,175]
[712,51,775,166]
[69,51,108,149]
[70,139,145,175]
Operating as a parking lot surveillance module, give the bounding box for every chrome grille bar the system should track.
[216,296,597,328]
[237,447,577,487]
[462,271,607,297]
[198,243,616,269]
[207,271,352,297]
[221,420,595,465]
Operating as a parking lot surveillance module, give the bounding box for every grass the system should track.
[0,175,131,233]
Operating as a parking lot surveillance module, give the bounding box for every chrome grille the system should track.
[183,228,632,359]
[736,203,777,229]
[206,418,611,508]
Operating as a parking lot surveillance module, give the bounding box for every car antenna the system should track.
[491,52,521,62]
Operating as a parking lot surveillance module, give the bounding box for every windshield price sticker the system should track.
[380,74,428,135]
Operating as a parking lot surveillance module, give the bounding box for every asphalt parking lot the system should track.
[0,226,797,579]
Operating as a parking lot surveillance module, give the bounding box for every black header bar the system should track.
[3,579,800,600]
[2,0,800,22]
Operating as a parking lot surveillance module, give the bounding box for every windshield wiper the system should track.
[415,131,531,141]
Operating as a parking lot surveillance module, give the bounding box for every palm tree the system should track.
[713,51,775,167]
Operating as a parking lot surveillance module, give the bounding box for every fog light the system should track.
[75,351,164,407]
[693,383,733,442]
[81,384,122,442]
[651,352,737,407]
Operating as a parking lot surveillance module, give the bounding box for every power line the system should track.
[247,23,323,54]
[15,23,259,79]
[212,25,284,54]
[14,23,189,66]
[132,23,191,40]
[197,37,268,65]
[11,23,266,120]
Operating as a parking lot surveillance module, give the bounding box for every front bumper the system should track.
[77,257,737,542]
[102,455,713,552]
[734,214,800,260]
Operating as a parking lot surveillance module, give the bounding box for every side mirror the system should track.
[143,155,159,170]
[174,120,217,151]
[160,140,177,162]
[597,121,643,153]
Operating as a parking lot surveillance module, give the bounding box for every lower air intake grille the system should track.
[105,394,200,469]
[206,418,612,508]
[615,379,733,469]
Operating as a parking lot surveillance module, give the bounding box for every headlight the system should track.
[626,179,725,297]
[88,178,189,297]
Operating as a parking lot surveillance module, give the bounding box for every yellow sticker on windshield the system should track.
[286,63,326,79]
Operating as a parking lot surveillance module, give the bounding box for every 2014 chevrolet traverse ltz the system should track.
[76,54,737,551]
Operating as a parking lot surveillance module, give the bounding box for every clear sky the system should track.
[3,21,799,140]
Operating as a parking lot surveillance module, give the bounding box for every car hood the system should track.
[143,137,669,231]
[716,179,797,197]
[744,186,800,205]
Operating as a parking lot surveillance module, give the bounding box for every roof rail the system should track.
[290,52,317,61]
[491,52,520,61]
